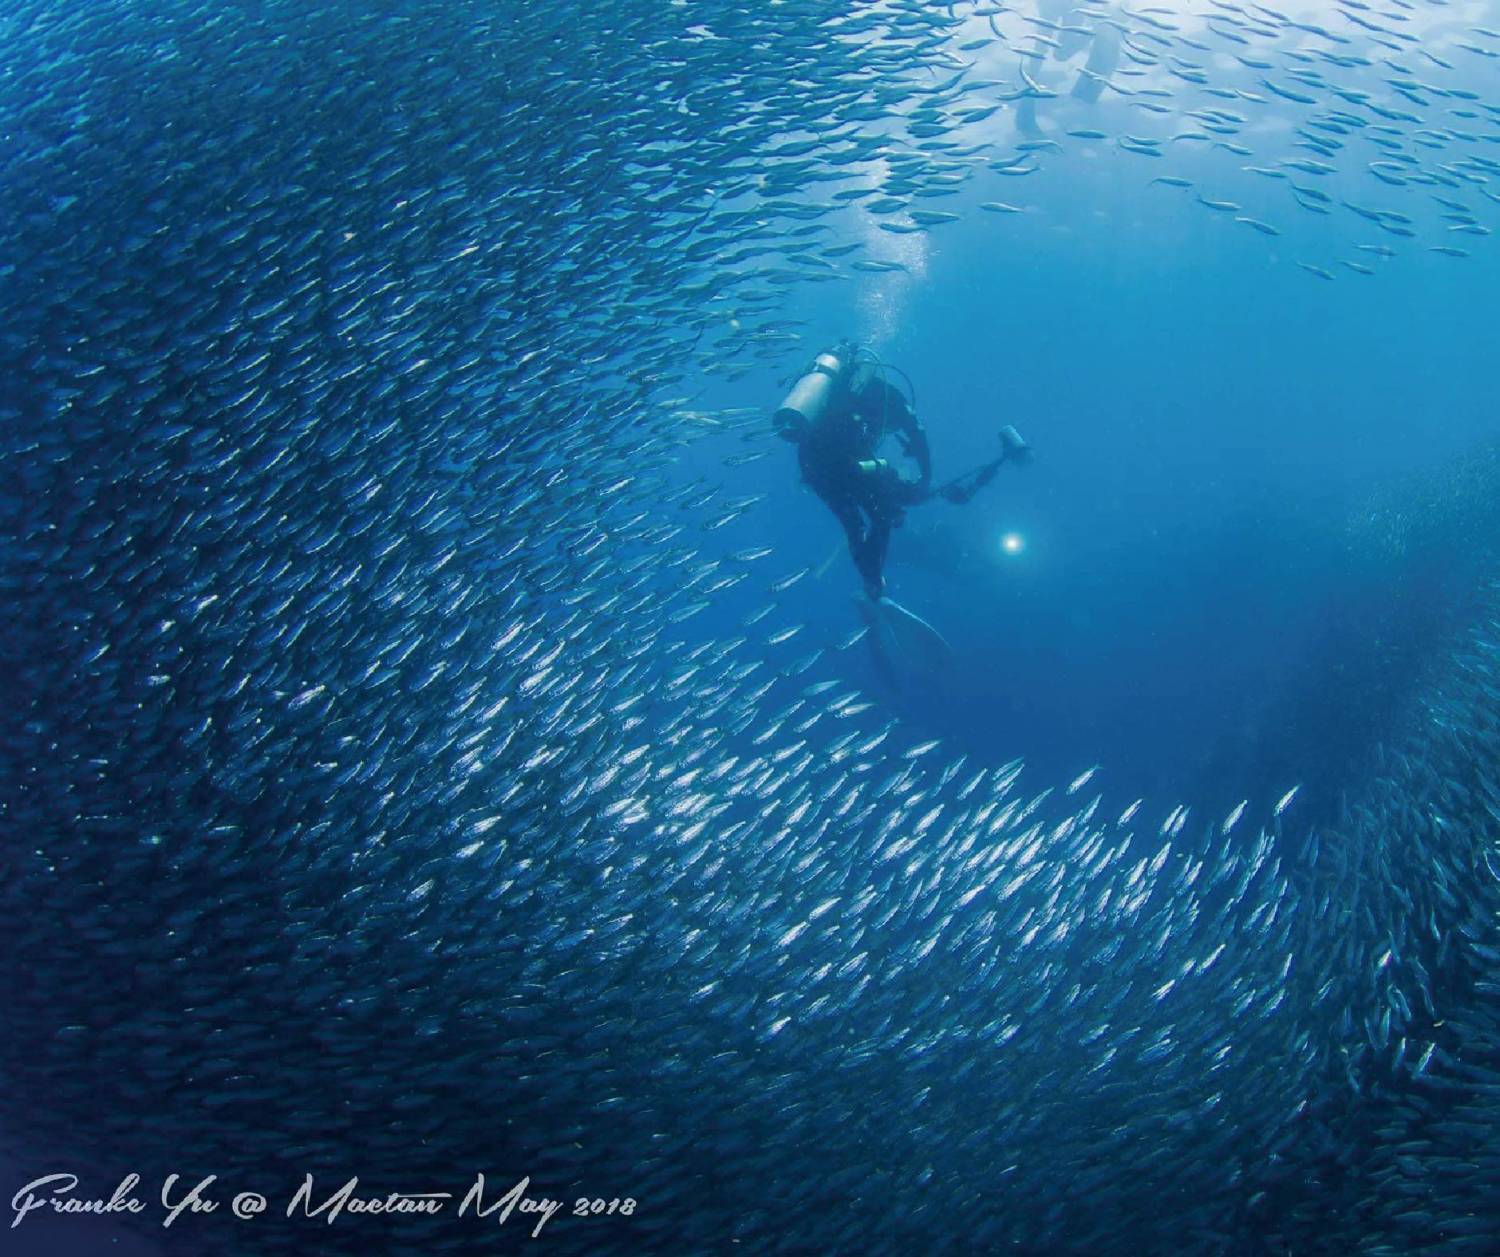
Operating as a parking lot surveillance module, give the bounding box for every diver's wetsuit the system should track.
[796,362,931,599]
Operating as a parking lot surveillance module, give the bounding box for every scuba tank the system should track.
[772,342,857,441]
[998,424,1032,461]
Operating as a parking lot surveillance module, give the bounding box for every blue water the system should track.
[5,1,1500,1252]
[681,145,1497,822]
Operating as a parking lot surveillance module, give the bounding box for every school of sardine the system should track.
[1,0,1497,1253]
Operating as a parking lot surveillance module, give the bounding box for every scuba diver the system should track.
[773,340,1031,683]
[773,340,1030,600]
[1015,0,1122,134]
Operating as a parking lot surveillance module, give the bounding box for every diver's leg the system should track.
[1017,94,1041,137]
[837,499,885,600]
[1073,24,1118,101]
[823,492,882,599]
[852,528,884,600]
[866,513,893,592]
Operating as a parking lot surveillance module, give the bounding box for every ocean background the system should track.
[705,47,1500,811]
[706,197,1498,820]
[3,0,1500,1252]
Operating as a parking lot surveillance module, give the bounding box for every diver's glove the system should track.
[862,458,932,514]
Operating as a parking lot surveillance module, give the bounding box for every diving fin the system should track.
[876,596,954,670]
[858,594,953,683]
[855,597,903,691]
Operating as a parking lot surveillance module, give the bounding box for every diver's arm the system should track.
[902,422,932,488]
[885,394,932,492]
